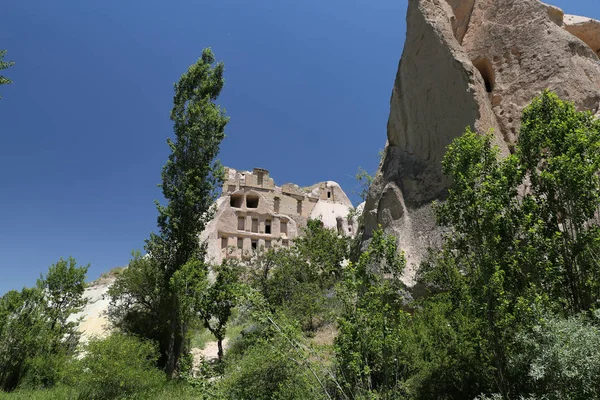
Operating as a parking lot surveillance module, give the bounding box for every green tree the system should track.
[354,167,374,202]
[0,50,14,98]
[0,258,88,391]
[200,261,240,360]
[412,91,600,399]
[249,219,350,332]
[518,91,600,313]
[37,257,89,338]
[107,252,166,347]
[110,48,228,376]
[335,228,407,397]
[173,259,240,361]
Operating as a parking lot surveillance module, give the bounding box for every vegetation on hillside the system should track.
[0,49,14,98]
[3,52,600,400]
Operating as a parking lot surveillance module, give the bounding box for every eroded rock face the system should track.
[364,0,600,284]
[565,14,600,57]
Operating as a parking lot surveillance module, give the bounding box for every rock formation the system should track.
[363,0,600,285]
[201,167,358,264]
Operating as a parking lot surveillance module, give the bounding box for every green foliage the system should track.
[335,228,407,397]
[68,334,165,400]
[354,167,375,202]
[174,258,240,361]
[249,219,350,332]
[110,48,228,375]
[0,49,14,98]
[511,313,600,400]
[220,288,336,400]
[217,337,323,400]
[0,258,88,392]
[0,385,77,400]
[518,91,600,313]
[108,252,166,346]
[38,257,89,338]
[410,91,600,399]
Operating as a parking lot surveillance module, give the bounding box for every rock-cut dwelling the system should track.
[201,167,359,263]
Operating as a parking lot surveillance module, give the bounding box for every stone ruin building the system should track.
[201,167,358,263]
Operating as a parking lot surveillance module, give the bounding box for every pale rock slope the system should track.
[363,0,600,286]
[71,277,115,342]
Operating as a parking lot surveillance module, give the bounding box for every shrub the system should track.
[71,334,165,400]
[217,338,322,400]
[510,313,600,400]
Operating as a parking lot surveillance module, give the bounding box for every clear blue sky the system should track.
[0,0,596,293]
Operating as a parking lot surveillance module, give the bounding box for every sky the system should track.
[0,0,598,294]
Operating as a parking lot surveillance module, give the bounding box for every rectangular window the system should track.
[274,197,280,213]
[296,199,302,215]
[246,195,259,208]
[252,218,258,233]
[251,240,258,250]
[265,240,271,249]
[221,237,227,249]
[265,219,271,234]
[237,238,243,249]
[327,191,331,199]
[257,173,263,186]
[280,221,288,235]
[238,216,245,231]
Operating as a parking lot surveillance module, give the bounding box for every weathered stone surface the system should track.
[564,14,600,57]
[202,167,358,264]
[364,0,600,285]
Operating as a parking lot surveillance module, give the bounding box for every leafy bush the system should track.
[217,338,323,400]
[70,334,165,400]
[0,258,88,392]
[510,314,600,400]
[335,228,408,397]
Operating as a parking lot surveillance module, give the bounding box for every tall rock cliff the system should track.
[363,0,600,285]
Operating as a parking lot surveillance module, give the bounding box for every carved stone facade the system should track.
[201,167,357,263]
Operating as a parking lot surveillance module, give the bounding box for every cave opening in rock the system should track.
[472,58,495,93]
[246,193,259,209]
[230,193,244,208]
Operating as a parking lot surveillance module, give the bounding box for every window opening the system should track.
[280,220,288,235]
[230,193,244,208]
[238,216,245,231]
[252,218,258,233]
[246,194,259,208]
[237,238,243,249]
[221,237,227,249]
[251,240,257,250]
[274,197,280,213]
[296,199,302,215]
[265,219,272,234]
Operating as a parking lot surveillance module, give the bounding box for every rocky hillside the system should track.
[362,0,600,285]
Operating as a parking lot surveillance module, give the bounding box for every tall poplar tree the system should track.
[151,47,228,376]
[109,48,228,376]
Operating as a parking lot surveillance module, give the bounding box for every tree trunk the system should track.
[165,313,177,377]
[217,337,224,361]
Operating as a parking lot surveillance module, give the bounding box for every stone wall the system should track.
[201,167,357,264]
